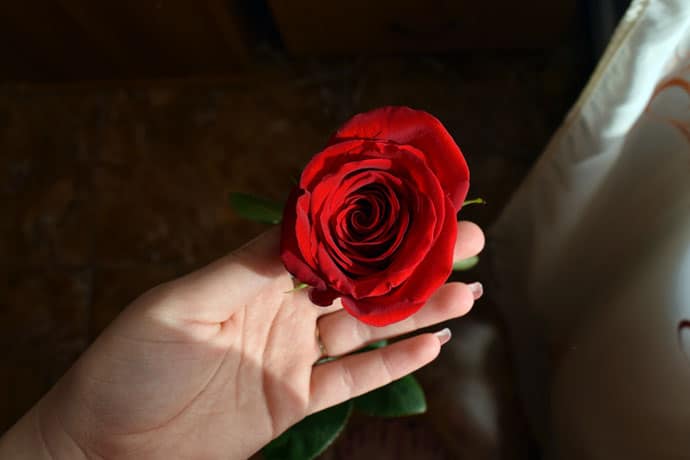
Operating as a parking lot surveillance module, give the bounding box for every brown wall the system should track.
[269,0,577,55]
[1,1,578,82]
[0,1,248,81]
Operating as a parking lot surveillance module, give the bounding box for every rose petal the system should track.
[341,150,447,298]
[327,106,470,209]
[282,110,468,328]
[316,171,393,277]
[280,188,327,290]
[295,190,316,268]
[327,174,405,264]
[300,140,377,192]
[309,287,339,306]
[340,196,458,326]
[308,154,443,299]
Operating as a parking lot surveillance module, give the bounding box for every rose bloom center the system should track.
[332,182,410,277]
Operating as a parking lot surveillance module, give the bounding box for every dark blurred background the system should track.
[0,1,629,458]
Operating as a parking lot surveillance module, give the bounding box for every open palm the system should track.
[38,223,484,459]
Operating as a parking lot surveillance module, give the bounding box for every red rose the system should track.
[280,106,469,326]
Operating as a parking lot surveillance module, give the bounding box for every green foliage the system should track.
[462,197,486,207]
[359,339,387,352]
[263,339,428,460]
[229,192,283,224]
[284,282,309,294]
[262,401,353,460]
[453,255,479,271]
[353,375,426,417]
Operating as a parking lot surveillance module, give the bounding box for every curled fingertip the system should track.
[467,281,483,300]
[433,327,452,345]
[454,221,486,259]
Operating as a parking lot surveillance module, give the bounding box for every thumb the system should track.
[148,227,288,325]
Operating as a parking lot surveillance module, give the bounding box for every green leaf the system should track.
[262,401,353,460]
[462,197,486,207]
[229,192,283,224]
[359,339,387,352]
[284,282,309,294]
[453,255,479,271]
[354,375,426,417]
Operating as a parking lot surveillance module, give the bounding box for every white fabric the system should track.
[490,0,690,457]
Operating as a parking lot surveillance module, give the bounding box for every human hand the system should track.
[4,222,484,460]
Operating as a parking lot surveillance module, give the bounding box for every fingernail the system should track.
[468,282,483,300]
[434,327,452,345]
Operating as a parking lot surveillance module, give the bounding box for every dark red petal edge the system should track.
[340,196,458,326]
[280,188,327,290]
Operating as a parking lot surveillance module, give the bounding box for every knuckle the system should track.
[378,350,396,383]
[435,296,460,316]
[453,285,475,315]
[354,316,372,346]
[433,284,473,318]
[340,362,357,398]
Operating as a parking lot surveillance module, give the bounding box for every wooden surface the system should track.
[0,44,589,458]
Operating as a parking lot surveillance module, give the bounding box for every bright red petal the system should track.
[328,106,469,209]
[280,188,326,290]
[340,196,458,326]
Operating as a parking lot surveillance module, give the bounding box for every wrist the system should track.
[0,398,88,460]
[0,406,52,460]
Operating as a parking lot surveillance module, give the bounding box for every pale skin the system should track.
[0,221,484,460]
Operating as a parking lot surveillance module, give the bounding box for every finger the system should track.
[315,298,344,317]
[308,330,449,414]
[317,281,480,356]
[147,228,290,324]
[454,221,485,262]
